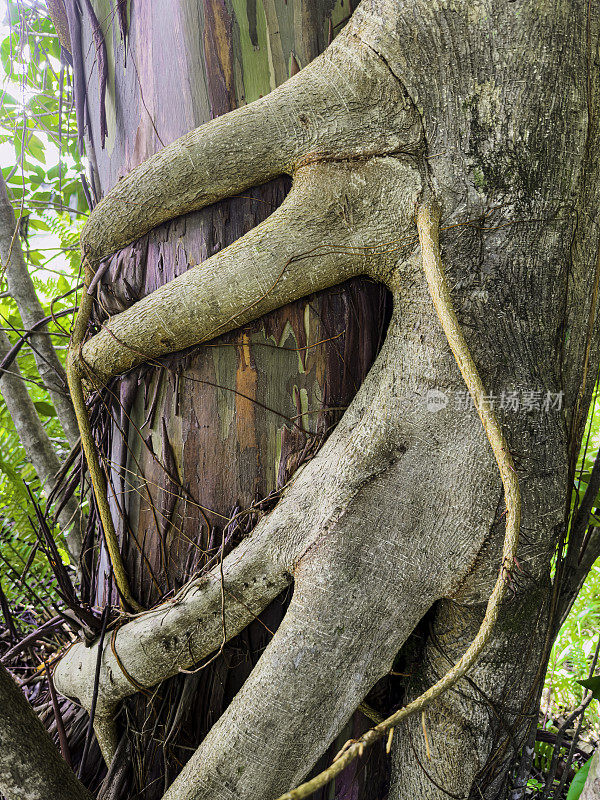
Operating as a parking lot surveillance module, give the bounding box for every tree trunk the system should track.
[50,2,600,800]
[68,1,388,797]
[0,662,93,800]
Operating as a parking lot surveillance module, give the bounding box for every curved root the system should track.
[273,200,521,800]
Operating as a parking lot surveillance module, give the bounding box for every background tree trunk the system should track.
[71,1,390,796]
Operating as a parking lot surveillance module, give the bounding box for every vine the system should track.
[67,258,143,613]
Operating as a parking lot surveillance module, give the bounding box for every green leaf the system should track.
[3,170,21,184]
[27,218,50,231]
[57,276,71,295]
[27,252,43,267]
[0,37,12,74]
[0,454,29,503]
[33,401,57,418]
[31,190,51,204]
[47,164,62,181]
[577,676,600,699]
[25,134,46,164]
[566,756,593,800]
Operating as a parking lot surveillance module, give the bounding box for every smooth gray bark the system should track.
[0,173,79,446]
[0,328,83,559]
[0,662,93,800]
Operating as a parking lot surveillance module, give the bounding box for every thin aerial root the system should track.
[274,200,521,800]
[66,259,143,613]
[421,712,431,761]
[386,728,394,754]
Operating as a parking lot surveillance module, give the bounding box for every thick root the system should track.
[79,34,421,265]
[76,157,421,382]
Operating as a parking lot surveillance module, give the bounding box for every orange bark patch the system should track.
[235,334,259,450]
